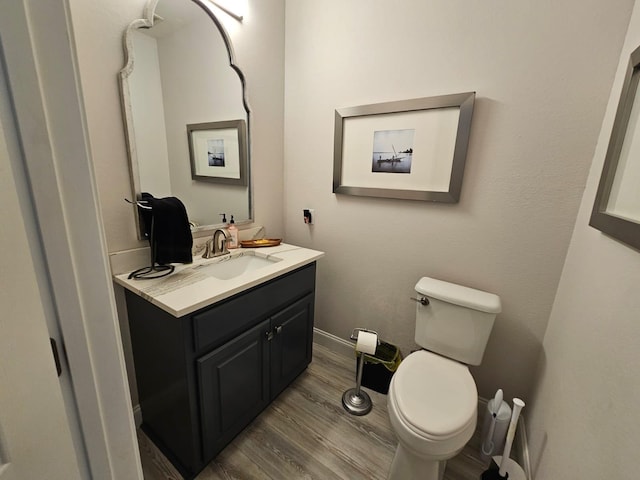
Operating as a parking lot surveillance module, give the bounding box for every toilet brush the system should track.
[481,389,503,458]
[481,398,525,480]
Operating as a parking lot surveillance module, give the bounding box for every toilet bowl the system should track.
[387,350,477,480]
[386,277,501,480]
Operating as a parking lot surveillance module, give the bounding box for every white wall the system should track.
[526,3,640,478]
[4,1,144,476]
[283,0,634,400]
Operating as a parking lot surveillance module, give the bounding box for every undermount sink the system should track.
[194,253,281,280]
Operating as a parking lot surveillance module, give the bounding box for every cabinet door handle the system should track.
[265,330,274,341]
[275,325,282,335]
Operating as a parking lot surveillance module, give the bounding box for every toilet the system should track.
[387,277,501,480]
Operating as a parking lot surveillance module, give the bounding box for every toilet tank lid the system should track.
[415,277,502,314]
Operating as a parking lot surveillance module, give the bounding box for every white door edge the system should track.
[2,1,143,478]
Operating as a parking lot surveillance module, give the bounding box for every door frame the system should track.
[1,1,142,478]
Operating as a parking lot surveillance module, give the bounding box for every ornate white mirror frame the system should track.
[119,0,252,240]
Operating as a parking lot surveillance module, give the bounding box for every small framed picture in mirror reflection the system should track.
[187,120,247,185]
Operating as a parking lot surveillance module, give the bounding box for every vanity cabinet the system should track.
[124,263,316,479]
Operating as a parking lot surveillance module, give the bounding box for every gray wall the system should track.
[527,2,640,476]
[282,0,634,400]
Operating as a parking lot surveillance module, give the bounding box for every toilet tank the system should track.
[414,277,501,366]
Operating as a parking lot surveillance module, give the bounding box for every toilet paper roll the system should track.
[356,331,378,355]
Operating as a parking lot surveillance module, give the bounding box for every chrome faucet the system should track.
[202,229,230,258]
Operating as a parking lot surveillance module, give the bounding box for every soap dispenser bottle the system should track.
[227,215,238,249]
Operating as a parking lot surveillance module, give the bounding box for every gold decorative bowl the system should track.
[239,238,282,248]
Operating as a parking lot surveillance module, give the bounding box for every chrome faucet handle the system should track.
[202,229,230,258]
[212,228,230,256]
[218,237,228,254]
[202,238,216,258]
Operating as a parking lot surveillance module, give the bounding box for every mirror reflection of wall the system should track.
[130,30,172,197]
[125,0,251,233]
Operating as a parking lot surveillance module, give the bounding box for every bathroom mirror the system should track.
[590,44,640,251]
[120,0,251,239]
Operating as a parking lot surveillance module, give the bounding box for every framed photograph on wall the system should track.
[187,119,247,186]
[589,44,640,251]
[333,93,475,203]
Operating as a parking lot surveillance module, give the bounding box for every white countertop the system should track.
[113,243,324,317]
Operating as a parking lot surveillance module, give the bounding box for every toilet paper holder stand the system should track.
[342,328,379,416]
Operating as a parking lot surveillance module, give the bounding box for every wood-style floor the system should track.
[138,343,488,480]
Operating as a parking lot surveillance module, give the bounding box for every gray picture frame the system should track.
[333,92,475,203]
[590,45,640,251]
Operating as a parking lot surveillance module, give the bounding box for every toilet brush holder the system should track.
[481,391,511,462]
[342,329,378,416]
[481,398,525,480]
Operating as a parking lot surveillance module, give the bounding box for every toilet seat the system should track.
[391,350,477,441]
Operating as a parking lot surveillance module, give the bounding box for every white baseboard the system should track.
[312,327,354,357]
[518,415,532,480]
[312,327,531,479]
[133,404,142,428]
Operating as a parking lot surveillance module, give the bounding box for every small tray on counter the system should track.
[240,238,282,248]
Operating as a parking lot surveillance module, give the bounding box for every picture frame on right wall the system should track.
[590,44,640,251]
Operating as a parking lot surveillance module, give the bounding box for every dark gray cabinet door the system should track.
[270,294,314,398]
[127,263,317,478]
[197,318,270,461]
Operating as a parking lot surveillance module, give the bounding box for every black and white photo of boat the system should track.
[207,138,225,167]
[371,128,414,173]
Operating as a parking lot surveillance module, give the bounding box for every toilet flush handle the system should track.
[410,296,429,306]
